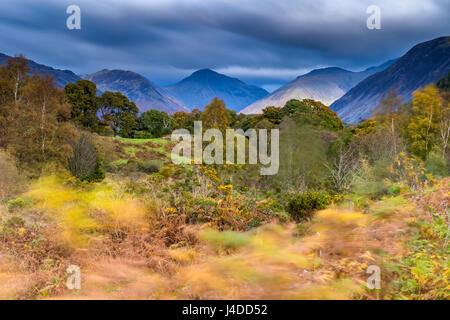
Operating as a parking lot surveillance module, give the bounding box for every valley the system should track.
[0,34,449,301]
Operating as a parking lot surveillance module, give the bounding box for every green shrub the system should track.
[7,198,26,212]
[194,197,216,209]
[347,194,371,211]
[248,217,262,229]
[138,160,163,174]
[134,131,152,139]
[4,216,25,228]
[85,159,105,182]
[425,151,448,178]
[352,179,389,200]
[372,158,393,180]
[104,159,128,173]
[387,184,402,196]
[158,166,175,178]
[287,191,331,222]
[100,126,115,137]
[200,229,250,250]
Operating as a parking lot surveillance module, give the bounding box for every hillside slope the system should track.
[164,69,269,111]
[82,69,188,114]
[240,60,396,114]
[1,175,447,300]
[330,36,450,123]
[0,53,81,88]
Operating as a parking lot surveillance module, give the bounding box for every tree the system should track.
[275,118,328,191]
[139,109,173,138]
[2,55,30,104]
[374,90,403,155]
[99,91,139,138]
[201,97,231,132]
[23,74,60,158]
[0,56,30,148]
[324,143,359,193]
[172,111,191,130]
[67,133,105,182]
[228,109,238,127]
[0,55,75,173]
[281,99,343,131]
[65,80,100,132]
[191,108,203,129]
[406,85,442,159]
[437,73,450,157]
[255,118,276,129]
[10,75,75,171]
[234,114,261,131]
[262,106,282,125]
[437,71,450,91]
[439,91,450,157]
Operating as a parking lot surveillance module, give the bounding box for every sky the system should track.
[0,0,448,91]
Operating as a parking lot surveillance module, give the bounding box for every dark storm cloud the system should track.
[0,0,448,87]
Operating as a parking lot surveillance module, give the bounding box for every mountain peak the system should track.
[82,69,188,114]
[297,67,350,79]
[330,36,450,123]
[0,52,81,87]
[241,61,395,114]
[165,69,268,111]
[188,68,224,81]
[193,68,217,75]
[92,69,141,77]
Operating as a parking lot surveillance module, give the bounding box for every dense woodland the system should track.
[0,56,448,299]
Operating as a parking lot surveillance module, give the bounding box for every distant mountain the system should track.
[81,69,188,114]
[0,53,81,88]
[240,60,396,114]
[330,36,450,123]
[164,69,269,111]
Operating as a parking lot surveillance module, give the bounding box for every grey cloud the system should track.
[0,0,448,87]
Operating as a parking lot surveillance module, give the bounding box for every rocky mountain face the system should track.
[240,60,396,115]
[164,69,269,111]
[330,36,450,123]
[0,53,82,88]
[81,69,188,114]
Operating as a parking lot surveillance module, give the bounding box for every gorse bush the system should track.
[4,216,25,228]
[390,152,428,190]
[138,160,163,174]
[352,179,389,200]
[7,198,26,212]
[287,191,331,222]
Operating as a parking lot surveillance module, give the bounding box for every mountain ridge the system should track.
[240,59,397,114]
[164,68,269,111]
[81,69,189,114]
[330,36,450,123]
[0,53,82,88]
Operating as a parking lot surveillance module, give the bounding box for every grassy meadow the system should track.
[0,140,448,299]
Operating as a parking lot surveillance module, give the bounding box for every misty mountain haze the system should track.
[164,69,269,111]
[240,59,397,114]
[1,37,449,121]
